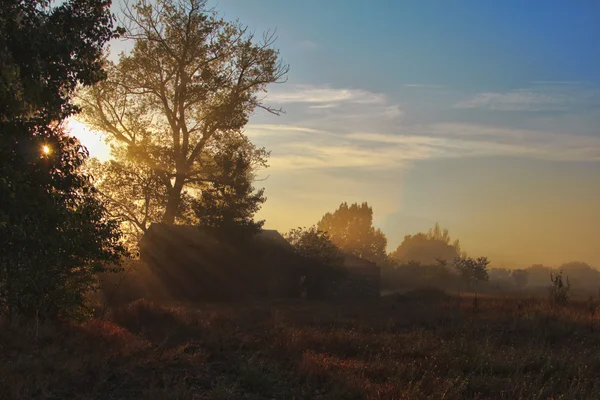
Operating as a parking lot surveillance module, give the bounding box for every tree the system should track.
[284,226,345,298]
[549,270,570,306]
[317,202,388,265]
[559,261,599,292]
[86,155,168,249]
[193,136,267,240]
[0,0,125,319]
[390,223,464,266]
[285,226,344,269]
[511,269,529,290]
[79,0,289,228]
[453,255,490,292]
[526,264,554,287]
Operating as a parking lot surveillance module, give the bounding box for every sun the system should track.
[42,145,50,155]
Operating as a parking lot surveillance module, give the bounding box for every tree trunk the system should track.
[162,176,185,225]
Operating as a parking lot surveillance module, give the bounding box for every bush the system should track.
[549,270,570,306]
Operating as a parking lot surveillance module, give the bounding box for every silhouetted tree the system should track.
[390,223,463,265]
[511,269,529,290]
[79,0,288,226]
[193,137,266,240]
[285,226,344,268]
[453,255,490,292]
[0,0,125,320]
[317,202,388,265]
[559,261,600,292]
[526,264,554,287]
[285,226,345,298]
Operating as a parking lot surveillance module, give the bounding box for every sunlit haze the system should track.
[73,0,600,268]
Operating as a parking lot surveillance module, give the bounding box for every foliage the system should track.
[284,226,344,269]
[526,264,555,287]
[317,202,388,265]
[79,0,289,227]
[0,0,125,320]
[511,269,529,290]
[453,255,490,292]
[382,258,461,293]
[549,270,571,306]
[284,226,346,298]
[390,222,463,265]
[194,137,267,240]
[85,156,168,250]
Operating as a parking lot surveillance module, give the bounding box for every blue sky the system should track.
[77,0,600,267]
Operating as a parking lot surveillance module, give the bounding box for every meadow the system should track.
[3,292,600,400]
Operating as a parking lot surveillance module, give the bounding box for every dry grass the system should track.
[3,294,600,399]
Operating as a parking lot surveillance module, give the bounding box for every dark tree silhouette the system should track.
[0,0,125,320]
[454,255,490,292]
[194,137,267,240]
[285,226,344,268]
[511,269,529,290]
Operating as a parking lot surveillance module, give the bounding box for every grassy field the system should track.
[3,293,600,399]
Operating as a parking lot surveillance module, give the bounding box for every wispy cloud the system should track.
[404,84,447,89]
[309,103,337,109]
[454,84,600,112]
[454,90,571,111]
[253,83,600,174]
[245,124,327,136]
[530,81,589,86]
[297,40,319,51]
[248,121,600,173]
[267,84,386,105]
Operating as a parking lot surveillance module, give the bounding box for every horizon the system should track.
[70,0,600,269]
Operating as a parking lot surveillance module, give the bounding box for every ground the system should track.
[3,293,600,399]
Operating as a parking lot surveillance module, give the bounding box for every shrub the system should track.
[549,270,570,306]
[453,255,490,292]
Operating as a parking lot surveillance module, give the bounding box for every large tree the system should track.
[0,0,125,319]
[317,202,388,265]
[79,0,288,229]
[390,222,464,265]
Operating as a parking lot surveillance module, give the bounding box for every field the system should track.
[3,293,600,400]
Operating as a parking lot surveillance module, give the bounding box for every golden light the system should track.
[42,145,50,155]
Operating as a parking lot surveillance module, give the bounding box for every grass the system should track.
[2,294,600,399]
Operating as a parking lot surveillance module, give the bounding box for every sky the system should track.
[69,0,600,268]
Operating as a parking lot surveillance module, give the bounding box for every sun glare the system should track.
[42,145,50,155]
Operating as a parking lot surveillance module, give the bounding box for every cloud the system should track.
[267,84,386,105]
[252,83,600,175]
[245,124,327,136]
[530,81,589,86]
[248,119,600,174]
[454,90,571,111]
[297,40,319,51]
[309,103,337,109]
[404,84,447,89]
[454,84,600,112]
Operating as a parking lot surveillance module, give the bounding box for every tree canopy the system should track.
[78,0,289,241]
[391,223,463,265]
[193,136,267,240]
[285,226,344,269]
[0,0,125,319]
[317,202,388,265]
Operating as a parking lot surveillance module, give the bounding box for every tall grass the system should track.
[3,295,600,399]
